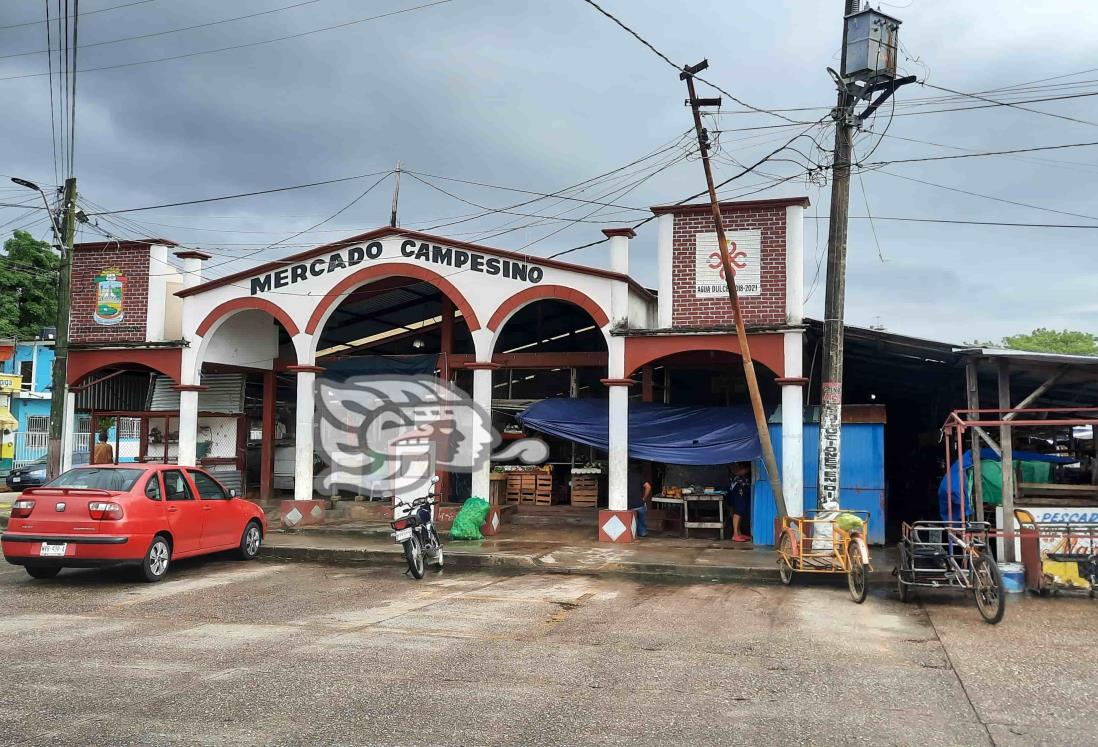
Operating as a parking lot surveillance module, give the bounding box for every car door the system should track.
[188,469,238,550]
[161,469,204,555]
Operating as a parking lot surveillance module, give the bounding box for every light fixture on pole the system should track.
[10,177,63,246]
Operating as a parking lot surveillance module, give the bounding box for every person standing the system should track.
[92,430,114,465]
[728,462,751,542]
[627,462,652,538]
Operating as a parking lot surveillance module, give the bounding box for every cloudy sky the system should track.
[1,0,1096,343]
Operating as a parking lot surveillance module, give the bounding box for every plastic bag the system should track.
[450,497,491,541]
[835,513,864,533]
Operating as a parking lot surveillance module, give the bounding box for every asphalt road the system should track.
[0,555,1094,746]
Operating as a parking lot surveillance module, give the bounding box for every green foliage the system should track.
[1001,328,1098,356]
[0,230,59,339]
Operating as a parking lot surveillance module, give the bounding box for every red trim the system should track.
[304,262,482,334]
[775,376,808,386]
[171,384,207,392]
[600,378,637,387]
[174,250,212,260]
[176,226,655,302]
[286,365,325,374]
[601,228,636,239]
[465,362,501,370]
[487,285,610,331]
[649,196,810,215]
[197,297,301,338]
[68,348,182,386]
[624,333,785,378]
[73,238,178,251]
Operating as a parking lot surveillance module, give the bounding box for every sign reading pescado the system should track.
[250,239,545,295]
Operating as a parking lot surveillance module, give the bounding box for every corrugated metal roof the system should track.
[149,374,245,413]
[953,347,1098,366]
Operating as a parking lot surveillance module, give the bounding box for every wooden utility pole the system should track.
[965,360,985,522]
[47,176,77,479]
[998,360,1017,562]
[816,0,861,509]
[681,60,787,518]
[389,162,402,228]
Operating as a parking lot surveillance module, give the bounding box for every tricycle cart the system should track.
[777,509,871,603]
[896,520,1005,624]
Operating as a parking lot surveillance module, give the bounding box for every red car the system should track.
[2,464,267,582]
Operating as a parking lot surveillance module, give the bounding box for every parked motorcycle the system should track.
[390,476,444,579]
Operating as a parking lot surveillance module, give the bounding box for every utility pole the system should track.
[389,161,402,228]
[816,0,860,510]
[681,60,788,518]
[817,1,913,508]
[47,176,77,479]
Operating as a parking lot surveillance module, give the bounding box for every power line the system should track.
[402,170,651,212]
[0,0,322,60]
[84,169,393,215]
[0,0,456,82]
[810,215,1098,229]
[0,0,153,31]
[868,169,1098,223]
[861,140,1098,167]
[919,81,1098,129]
[579,0,807,125]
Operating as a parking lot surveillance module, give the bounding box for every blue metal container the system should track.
[752,409,886,546]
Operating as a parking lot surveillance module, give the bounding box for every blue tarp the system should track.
[517,398,761,465]
[938,447,1077,521]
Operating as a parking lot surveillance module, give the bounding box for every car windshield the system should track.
[46,468,146,492]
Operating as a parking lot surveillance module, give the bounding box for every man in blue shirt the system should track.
[728,462,751,542]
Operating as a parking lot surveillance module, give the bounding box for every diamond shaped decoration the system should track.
[631,515,637,536]
[284,507,303,526]
[602,515,627,541]
[491,512,500,531]
[310,505,324,519]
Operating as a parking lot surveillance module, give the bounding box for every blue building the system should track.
[1,340,55,468]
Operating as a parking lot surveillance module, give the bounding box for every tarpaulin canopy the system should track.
[517,398,762,465]
[938,447,1077,521]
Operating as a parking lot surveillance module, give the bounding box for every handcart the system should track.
[1014,509,1098,598]
[896,520,1005,624]
[777,509,871,603]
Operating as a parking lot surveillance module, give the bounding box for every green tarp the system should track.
[973,460,1051,506]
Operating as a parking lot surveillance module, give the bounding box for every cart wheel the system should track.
[897,542,913,603]
[847,539,868,604]
[778,532,795,586]
[973,551,1005,625]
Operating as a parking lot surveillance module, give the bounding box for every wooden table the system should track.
[652,492,725,538]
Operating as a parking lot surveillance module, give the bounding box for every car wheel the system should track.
[141,536,171,583]
[25,566,61,580]
[237,521,262,560]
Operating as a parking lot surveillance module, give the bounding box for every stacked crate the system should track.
[570,475,599,507]
[504,470,553,504]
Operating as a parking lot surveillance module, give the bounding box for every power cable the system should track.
[0,0,153,31]
[0,0,322,60]
[84,169,393,215]
[0,0,456,82]
[860,140,1098,167]
[919,81,1098,129]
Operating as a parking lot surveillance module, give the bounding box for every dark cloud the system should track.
[1,0,1095,342]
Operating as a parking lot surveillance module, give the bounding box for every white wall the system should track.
[201,309,279,369]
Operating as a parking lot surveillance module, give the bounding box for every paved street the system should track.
[0,556,1094,746]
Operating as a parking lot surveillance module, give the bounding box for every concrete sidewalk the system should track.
[262,524,898,584]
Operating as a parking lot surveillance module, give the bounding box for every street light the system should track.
[10,177,64,248]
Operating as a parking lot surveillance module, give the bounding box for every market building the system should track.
[61,196,812,542]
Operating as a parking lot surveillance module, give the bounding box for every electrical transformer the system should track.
[843,8,901,84]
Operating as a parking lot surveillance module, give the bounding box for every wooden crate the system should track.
[534,473,553,505]
[570,475,599,507]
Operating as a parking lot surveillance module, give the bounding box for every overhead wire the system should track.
[0,0,153,31]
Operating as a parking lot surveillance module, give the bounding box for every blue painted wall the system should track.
[752,418,886,545]
[1,341,55,393]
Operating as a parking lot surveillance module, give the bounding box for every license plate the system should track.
[39,543,67,557]
[392,528,412,542]
[10,477,19,483]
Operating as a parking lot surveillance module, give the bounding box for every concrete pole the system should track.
[604,228,633,329]
[60,390,75,473]
[782,203,806,517]
[607,383,630,511]
[293,369,316,501]
[470,363,495,499]
[177,389,199,467]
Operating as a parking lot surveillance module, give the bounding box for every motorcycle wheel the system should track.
[404,535,425,579]
[434,546,445,570]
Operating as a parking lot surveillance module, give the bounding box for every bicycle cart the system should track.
[776,509,871,603]
[896,520,1005,624]
[1014,509,1098,598]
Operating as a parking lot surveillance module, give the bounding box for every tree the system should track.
[1001,328,1098,356]
[0,230,60,339]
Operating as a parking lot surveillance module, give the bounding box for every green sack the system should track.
[835,513,864,532]
[450,497,491,541]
